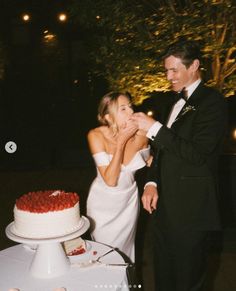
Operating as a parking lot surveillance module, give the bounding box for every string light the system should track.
[22,14,30,22]
[58,13,67,22]
[233,129,236,140]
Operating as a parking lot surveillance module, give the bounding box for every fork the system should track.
[71,260,131,268]
[95,247,116,261]
[71,247,132,268]
[93,247,133,266]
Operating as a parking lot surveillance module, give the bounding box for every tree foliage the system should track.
[69,0,236,103]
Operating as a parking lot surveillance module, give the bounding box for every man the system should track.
[132,40,227,291]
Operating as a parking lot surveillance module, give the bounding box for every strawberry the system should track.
[16,190,80,213]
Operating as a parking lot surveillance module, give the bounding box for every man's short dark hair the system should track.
[162,39,202,68]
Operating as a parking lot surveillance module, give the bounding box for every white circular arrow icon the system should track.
[5,141,17,153]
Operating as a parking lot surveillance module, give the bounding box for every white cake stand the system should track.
[5,216,90,279]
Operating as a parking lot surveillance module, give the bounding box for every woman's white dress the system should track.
[86,147,150,262]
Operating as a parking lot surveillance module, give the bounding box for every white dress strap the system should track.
[92,152,110,167]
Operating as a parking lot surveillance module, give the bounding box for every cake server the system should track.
[95,248,116,261]
[71,261,131,268]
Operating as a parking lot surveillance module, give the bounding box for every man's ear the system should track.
[191,59,200,72]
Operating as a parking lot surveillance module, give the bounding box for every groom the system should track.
[132,40,227,291]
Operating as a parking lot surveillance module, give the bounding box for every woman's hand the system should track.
[117,119,138,146]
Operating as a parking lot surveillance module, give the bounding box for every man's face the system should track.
[164,55,196,92]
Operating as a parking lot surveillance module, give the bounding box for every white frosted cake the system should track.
[13,190,81,238]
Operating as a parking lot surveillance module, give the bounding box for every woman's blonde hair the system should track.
[97,91,131,134]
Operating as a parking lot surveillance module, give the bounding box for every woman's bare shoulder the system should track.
[87,126,111,147]
[87,126,108,153]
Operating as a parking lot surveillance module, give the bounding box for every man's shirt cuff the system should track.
[144,181,157,189]
[146,121,162,141]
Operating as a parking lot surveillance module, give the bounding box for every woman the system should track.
[86,91,151,262]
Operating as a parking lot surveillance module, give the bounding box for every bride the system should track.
[86,91,151,262]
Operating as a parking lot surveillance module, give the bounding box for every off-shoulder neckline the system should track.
[93,145,150,167]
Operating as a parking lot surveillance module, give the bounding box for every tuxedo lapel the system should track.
[170,82,204,126]
[172,99,196,124]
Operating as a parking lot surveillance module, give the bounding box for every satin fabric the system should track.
[86,147,150,262]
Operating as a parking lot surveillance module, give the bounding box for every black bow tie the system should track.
[174,88,188,102]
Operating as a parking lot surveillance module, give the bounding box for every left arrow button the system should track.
[5,141,17,153]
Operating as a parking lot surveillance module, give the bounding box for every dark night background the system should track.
[0,0,109,170]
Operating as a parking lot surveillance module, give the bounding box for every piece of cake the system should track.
[64,237,87,256]
[13,190,81,238]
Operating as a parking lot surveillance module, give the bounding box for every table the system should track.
[0,241,130,291]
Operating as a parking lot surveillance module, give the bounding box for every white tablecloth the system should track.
[0,241,130,291]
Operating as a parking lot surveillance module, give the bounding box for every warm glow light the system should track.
[58,13,67,22]
[147,110,154,116]
[233,129,236,140]
[96,15,101,20]
[22,14,30,22]
[44,33,56,42]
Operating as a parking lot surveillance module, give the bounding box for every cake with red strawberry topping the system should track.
[13,190,81,238]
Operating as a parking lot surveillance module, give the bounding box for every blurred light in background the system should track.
[233,129,236,140]
[22,14,30,22]
[147,110,154,117]
[58,13,67,22]
[43,31,56,42]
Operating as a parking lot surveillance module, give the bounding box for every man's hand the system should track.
[141,185,158,214]
[132,112,156,132]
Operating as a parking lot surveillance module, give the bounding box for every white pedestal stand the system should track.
[5,216,90,279]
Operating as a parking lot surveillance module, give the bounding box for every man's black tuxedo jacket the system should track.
[147,82,227,231]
